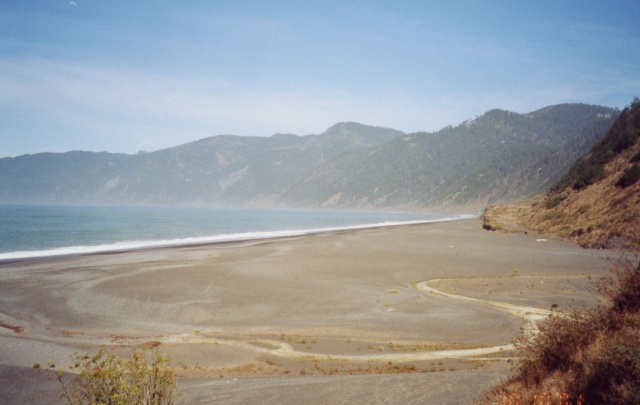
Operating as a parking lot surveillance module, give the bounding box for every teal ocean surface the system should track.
[0,205,473,260]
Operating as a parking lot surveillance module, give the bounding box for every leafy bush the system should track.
[599,256,640,313]
[583,328,640,404]
[514,310,602,385]
[56,344,177,405]
[572,164,604,190]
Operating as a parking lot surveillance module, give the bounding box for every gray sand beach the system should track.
[0,218,615,404]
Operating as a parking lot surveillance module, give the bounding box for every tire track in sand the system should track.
[158,278,559,363]
[416,279,554,327]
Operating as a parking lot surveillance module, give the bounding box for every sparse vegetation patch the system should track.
[53,345,177,405]
[615,164,640,188]
[477,257,640,405]
[544,194,566,209]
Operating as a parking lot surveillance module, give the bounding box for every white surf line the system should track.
[0,215,476,261]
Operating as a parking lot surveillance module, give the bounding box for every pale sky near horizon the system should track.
[1,1,639,157]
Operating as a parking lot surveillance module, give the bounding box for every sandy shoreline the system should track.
[0,215,475,262]
[0,218,616,404]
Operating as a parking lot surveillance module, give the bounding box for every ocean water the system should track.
[0,205,473,260]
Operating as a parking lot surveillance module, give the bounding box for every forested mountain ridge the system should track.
[483,98,640,250]
[282,104,617,210]
[0,122,403,206]
[0,104,618,211]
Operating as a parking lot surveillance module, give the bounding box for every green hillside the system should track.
[483,98,640,249]
[479,99,640,404]
[0,122,403,206]
[283,104,617,210]
[0,104,618,210]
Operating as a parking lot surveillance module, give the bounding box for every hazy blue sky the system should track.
[1,1,639,157]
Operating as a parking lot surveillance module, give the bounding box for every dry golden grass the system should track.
[56,346,177,405]
[476,257,640,405]
[196,359,462,379]
[484,141,640,250]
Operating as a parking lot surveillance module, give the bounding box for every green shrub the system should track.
[572,164,604,190]
[551,97,640,192]
[57,345,177,405]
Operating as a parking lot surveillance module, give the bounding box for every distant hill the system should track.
[0,104,618,211]
[483,98,640,250]
[0,122,403,206]
[281,104,618,210]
